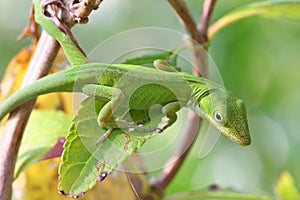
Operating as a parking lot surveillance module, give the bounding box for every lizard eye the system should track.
[213,111,225,124]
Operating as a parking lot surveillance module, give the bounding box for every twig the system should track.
[0,31,60,200]
[151,114,200,196]
[192,0,216,81]
[181,0,217,77]
[167,0,203,44]
[150,0,217,198]
[124,154,149,200]
[197,0,217,42]
[17,7,40,41]
[0,1,103,198]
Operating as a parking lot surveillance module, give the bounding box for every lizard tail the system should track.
[0,71,72,120]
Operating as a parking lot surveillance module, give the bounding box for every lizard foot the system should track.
[96,128,113,145]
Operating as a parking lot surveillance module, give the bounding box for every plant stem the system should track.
[0,31,60,200]
[151,113,200,196]
[193,0,216,77]
[150,0,217,198]
[198,0,217,42]
[0,1,104,198]
[207,3,261,40]
[167,0,203,44]
[124,154,150,200]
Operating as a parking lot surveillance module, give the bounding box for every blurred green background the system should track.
[1,0,300,198]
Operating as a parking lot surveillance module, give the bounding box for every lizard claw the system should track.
[156,116,170,132]
[96,129,113,145]
[155,128,163,133]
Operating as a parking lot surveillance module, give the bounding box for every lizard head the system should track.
[189,86,251,146]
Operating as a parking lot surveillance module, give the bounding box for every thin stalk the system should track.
[0,1,103,198]
[149,0,217,198]
[0,31,60,200]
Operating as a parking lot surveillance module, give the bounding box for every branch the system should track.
[0,31,60,200]
[192,0,217,79]
[151,114,200,196]
[124,154,150,200]
[167,0,203,44]
[0,1,103,199]
[197,0,217,42]
[150,0,217,198]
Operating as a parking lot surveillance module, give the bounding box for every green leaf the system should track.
[58,98,148,197]
[274,171,300,200]
[14,110,71,178]
[165,186,273,200]
[209,1,300,39]
[122,49,179,67]
[33,0,86,66]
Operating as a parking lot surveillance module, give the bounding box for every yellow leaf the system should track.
[4,45,134,198]
[274,171,300,200]
[13,159,135,200]
[0,45,33,102]
[0,44,73,113]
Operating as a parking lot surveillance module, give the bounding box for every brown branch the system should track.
[124,154,149,200]
[192,0,217,81]
[150,0,217,198]
[197,0,217,42]
[167,0,203,44]
[0,1,103,199]
[0,31,60,200]
[151,114,200,196]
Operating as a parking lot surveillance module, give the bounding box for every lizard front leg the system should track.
[154,59,181,72]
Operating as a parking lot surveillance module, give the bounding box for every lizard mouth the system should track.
[226,130,251,146]
[239,134,251,146]
[215,124,251,146]
[209,115,251,146]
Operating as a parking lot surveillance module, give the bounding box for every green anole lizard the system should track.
[0,0,251,146]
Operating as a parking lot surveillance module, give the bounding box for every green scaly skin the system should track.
[0,0,251,146]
